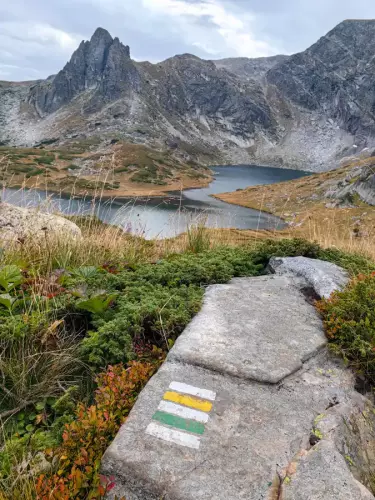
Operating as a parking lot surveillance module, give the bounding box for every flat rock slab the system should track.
[269,256,349,299]
[168,276,326,383]
[102,353,356,500]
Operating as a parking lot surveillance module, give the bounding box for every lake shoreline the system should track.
[2,165,309,238]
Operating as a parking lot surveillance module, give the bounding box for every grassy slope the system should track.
[0,140,212,198]
[215,158,375,259]
[1,212,375,498]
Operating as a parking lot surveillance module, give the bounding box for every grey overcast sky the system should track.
[1,0,375,81]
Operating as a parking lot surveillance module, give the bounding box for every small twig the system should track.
[0,400,33,420]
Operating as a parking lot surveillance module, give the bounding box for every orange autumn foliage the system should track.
[36,348,164,499]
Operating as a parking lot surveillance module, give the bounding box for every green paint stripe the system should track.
[152,411,205,435]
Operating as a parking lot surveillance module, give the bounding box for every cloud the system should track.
[0,21,83,79]
[141,0,283,57]
[2,0,375,81]
[0,22,82,55]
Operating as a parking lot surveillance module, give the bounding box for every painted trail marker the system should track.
[146,381,216,449]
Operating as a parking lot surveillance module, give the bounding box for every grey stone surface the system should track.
[168,276,326,384]
[282,441,374,500]
[102,353,361,500]
[313,398,375,492]
[101,271,375,499]
[269,256,349,298]
[0,202,82,244]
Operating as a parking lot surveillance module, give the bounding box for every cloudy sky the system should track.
[2,0,375,81]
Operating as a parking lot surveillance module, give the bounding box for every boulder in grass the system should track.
[0,202,82,245]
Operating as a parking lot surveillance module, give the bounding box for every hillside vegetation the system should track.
[1,215,375,498]
[216,156,375,260]
[0,140,211,198]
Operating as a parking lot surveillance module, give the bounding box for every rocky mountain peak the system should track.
[90,27,113,45]
[85,27,114,87]
[27,28,137,115]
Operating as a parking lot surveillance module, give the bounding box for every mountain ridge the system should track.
[1,20,375,171]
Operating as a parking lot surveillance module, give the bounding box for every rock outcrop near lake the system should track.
[2,20,375,170]
[101,258,375,500]
[0,202,82,245]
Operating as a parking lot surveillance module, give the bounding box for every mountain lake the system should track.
[2,165,309,239]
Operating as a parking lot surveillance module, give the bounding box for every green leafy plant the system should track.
[71,266,100,280]
[77,293,117,315]
[0,265,23,293]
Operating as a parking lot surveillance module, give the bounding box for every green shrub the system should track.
[78,247,264,368]
[80,283,203,367]
[25,168,45,178]
[9,164,36,174]
[317,273,375,384]
[37,156,54,165]
[58,154,78,161]
[317,248,375,276]
[114,166,129,173]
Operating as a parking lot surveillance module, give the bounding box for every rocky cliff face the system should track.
[27,28,140,115]
[267,20,375,139]
[2,20,375,171]
[214,54,289,82]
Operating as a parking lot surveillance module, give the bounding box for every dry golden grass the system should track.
[216,160,375,261]
[0,142,212,199]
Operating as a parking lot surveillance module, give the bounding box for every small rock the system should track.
[269,256,349,298]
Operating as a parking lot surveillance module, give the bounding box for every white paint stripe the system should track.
[169,381,216,401]
[146,422,201,449]
[158,400,209,423]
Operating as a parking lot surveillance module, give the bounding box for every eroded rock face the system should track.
[27,28,140,116]
[267,20,375,138]
[0,202,81,244]
[325,164,375,206]
[101,270,375,500]
[283,441,374,500]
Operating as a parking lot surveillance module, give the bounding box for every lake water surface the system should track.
[2,165,309,238]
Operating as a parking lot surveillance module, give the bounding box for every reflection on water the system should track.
[1,165,309,239]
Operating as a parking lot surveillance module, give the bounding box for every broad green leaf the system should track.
[0,265,23,292]
[0,294,15,311]
[77,293,117,315]
[72,266,99,280]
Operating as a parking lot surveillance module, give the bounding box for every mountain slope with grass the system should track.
[0,140,212,196]
[216,154,375,260]
[3,20,375,170]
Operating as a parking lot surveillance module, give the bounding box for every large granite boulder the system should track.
[0,202,81,245]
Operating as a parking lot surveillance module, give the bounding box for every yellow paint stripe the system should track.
[163,391,213,412]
